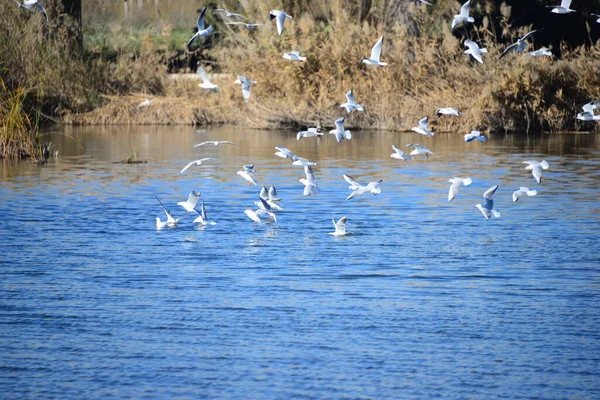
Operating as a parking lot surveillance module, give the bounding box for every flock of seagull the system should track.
[153,1,600,234]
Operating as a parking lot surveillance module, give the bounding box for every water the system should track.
[1,126,599,399]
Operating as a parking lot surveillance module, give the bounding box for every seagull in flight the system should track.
[340,90,364,113]
[329,215,348,236]
[292,157,317,167]
[411,117,434,136]
[300,166,319,196]
[237,164,257,185]
[464,39,488,64]
[500,29,540,59]
[513,187,538,202]
[244,207,263,225]
[464,130,487,142]
[214,9,245,19]
[14,0,48,21]
[548,0,575,14]
[255,197,278,223]
[576,111,600,121]
[193,140,233,147]
[362,36,387,67]
[523,47,553,57]
[186,6,213,50]
[226,22,266,29]
[448,177,472,202]
[256,186,283,210]
[523,160,549,184]
[297,127,323,140]
[274,146,298,160]
[156,197,181,229]
[196,66,219,91]
[283,51,306,61]
[343,174,382,201]
[436,107,462,118]
[452,1,474,29]
[177,191,202,215]
[406,143,433,158]
[269,10,293,36]
[390,145,414,166]
[235,75,257,103]
[475,185,501,220]
[180,158,213,174]
[329,117,352,143]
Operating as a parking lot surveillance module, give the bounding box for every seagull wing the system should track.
[242,83,252,102]
[499,42,518,59]
[305,166,315,181]
[197,6,207,31]
[275,12,286,35]
[460,0,471,18]
[334,117,345,131]
[370,36,384,61]
[521,29,540,42]
[419,117,429,130]
[346,90,355,104]
[343,174,361,189]
[197,66,211,83]
[483,185,499,200]
[180,160,196,174]
[156,197,174,220]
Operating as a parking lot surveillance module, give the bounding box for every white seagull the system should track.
[137,98,153,108]
[340,90,364,113]
[329,117,352,143]
[15,0,48,20]
[411,117,434,136]
[452,1,475,29]
[292,157,317,167]
[177,191,202,215]
[448,177,473,202]
[225,22,266,29]
[196,66,219,91]
[436,107,462,118]
[513,187,538,202]
[329,215,348,236]
[548,0,575,14]
[576,111,600,121]
[244,207,263,225]
[186,6,213,50]
[156,197,181,229]
[193,200,216,226]
[523,47,553,57]
[406,143,433,158]
[297,127,323,140]
[464,130,487,142]
[274,146,298,160]
[214,9,245,19]
[180,157,213,174]
[283,51,306,61]
[362,36,387,67]
[255,198,278,223]
[269,10,293,36]
[523,160,549,184]
[255,188,283,212]
[235,76,257,103]
[343,174,382,201]
[237,164,257,185]
[475,185,501,220]
[193,140,233,147]
[500,29,540,59]
[300,166,319,196]
[464,39,488,64]
[582,100,600,114]
[390,145,414,166]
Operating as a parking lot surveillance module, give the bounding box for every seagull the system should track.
[255,189,283,211]
[548,0,575,14]
[406,143,433,158]
[300,166,319,196]
[177,191,202,214]
[15,0,48,20]
[448,177,473,202]
[362,36,387,66]
[329,117,352,143]
[255,198,278,223]
[523,47,553,57]
[283,51,306,61]
[329,215,348,236]
[297,127,323,140]
[340,90,364,113]
[156,197,181,229]
[137,98,153,108]
[475,185,501,220]
[196,66,219,91]
[292,157,317,167]
[180,158,213,174]
[235,75,257,103]
[186,6,213,50]
[464,130,487,142]
[411,117,434,136]
[226,22,266,29]
[244,207,263,225]
[192,200,216,226]
[193,141,233,147]
[582,100,600,114]
[500,29,540,59]
[452,1,474,29]
[576,111,600,121]
[592,13,600,23]
[436,107,462,118]
[390,145,414,166]
[269,10,293,36]
[237,164,257,185]
[464,39,488,64]
[523,160,549,184]
[274,146,298,160]
[214,9,245,19]
[513,187,538,202]
[343,174,382,201]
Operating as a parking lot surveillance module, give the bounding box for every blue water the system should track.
[1,126,599,399]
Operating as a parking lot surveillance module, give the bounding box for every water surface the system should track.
[1,126,599,399]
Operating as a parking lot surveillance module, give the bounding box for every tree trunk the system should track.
[61,0,81,26]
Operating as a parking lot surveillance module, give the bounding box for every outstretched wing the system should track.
[460,0,471,17]
[370,36,384,61]
[483,185,498,200]
[197,6,207,31]
[346,90,356,104]
[334,117,345,131]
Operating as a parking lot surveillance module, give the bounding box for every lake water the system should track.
[1,125,599,399]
